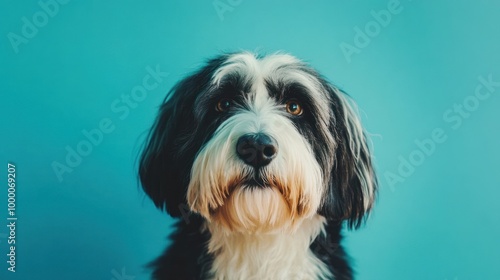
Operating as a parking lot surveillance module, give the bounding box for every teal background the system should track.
[1,0,499,279]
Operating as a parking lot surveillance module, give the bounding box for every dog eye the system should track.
[216,98,232,112]
[285,100,303,116]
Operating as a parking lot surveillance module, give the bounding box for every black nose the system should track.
[236,133,278,168]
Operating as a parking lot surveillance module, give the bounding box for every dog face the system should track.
[139,52,377,233]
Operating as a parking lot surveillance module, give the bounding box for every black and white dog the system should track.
[139,52,377,280]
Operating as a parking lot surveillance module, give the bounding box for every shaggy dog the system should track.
[139,52,377,280]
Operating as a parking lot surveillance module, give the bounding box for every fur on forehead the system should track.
[210,52,331,122]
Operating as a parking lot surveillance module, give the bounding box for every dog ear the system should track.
[139,54,229,217]
[138,82,191,217]
[139,55,229,217]
[319,85,377,229]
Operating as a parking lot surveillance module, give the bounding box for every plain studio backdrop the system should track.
[1,0,499,279]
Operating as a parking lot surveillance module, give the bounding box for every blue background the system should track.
[1,0,499,279]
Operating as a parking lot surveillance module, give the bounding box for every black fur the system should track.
[139,52,377,279]
[319,83,378,229]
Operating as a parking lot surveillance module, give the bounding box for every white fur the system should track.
[207,215,332,280]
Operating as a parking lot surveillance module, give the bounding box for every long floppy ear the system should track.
[138,81,193,217]
[320,85,377,229]
[139,56,227,217]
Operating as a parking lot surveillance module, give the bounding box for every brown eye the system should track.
[216,98,232,112]
[285,100,303,116]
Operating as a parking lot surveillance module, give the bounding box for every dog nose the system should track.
[236,133,278,168]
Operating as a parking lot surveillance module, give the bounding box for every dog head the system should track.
[139,52,377,233]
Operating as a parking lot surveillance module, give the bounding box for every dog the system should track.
[139,52,377,280]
